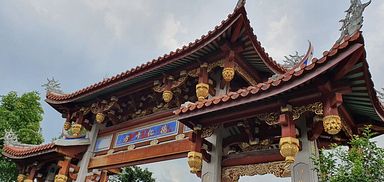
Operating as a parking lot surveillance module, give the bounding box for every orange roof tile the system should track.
[46,5,284,104]
[174,32,365,115]
[2,143,56,158]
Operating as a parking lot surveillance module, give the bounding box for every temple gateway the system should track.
[3,0,382,182]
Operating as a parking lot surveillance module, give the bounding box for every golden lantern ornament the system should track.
[279,137,299,163]
[222,67,235,82]
[323,115,342,135]
[95,112,105,123]
[196,83,209,101]
[54,174,68,182]
[71,123,82,137]
[63,121,71,130]
[187,151,203,173]
[162,90,173,103]
[17,174,25,182]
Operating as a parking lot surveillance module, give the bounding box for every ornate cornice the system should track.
[222,161,291,181]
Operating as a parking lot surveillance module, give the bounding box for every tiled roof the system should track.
[174,32,365,115]
[46,5,284,103]
[2,143,56,158]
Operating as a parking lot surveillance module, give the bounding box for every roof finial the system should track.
[337,0,371,43]
[282,41,314,70]
[235,0,246,9]
[1,129,20,146]
[42,77,63,94]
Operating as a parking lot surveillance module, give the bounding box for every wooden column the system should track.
[279,105,300,163]
[222,51,236,83]
[99,170,109,182]
[188,125,204,176]
[55,156,71,182]
[196,63,209,101]
[322,93,343,135]
[24,165,37,182]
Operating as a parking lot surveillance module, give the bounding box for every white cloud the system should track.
[157,14,187,51]
[265,15,297,61]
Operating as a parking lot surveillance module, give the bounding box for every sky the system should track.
[0,0,383,181]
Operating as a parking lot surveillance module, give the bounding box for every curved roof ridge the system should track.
[2,143,56,158]
[175,32,384,119]
[46,6,283,103]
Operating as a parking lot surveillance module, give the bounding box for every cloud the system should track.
[157,14,186,51]
[264,15,297,61]
[0,1,383,182]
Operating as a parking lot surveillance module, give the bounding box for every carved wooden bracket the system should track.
[292,102,323,120]
[256,112,280,125]
[90,96,122,124]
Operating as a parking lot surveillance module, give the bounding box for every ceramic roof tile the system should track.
[3,143,55,157]
[174,31,365,115]
[46,6,285,103]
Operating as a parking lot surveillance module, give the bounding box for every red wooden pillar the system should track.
[24,165,37,182]
[222,50,235,82]
[279,105,300,163]
[99,170,109,182]
[54,156,71,182]
[196,63,209,101]
[188,125,204,176]
[322,93,343,135]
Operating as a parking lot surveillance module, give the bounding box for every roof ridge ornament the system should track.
[337,0,371,43]
[42,77,64,94]
[2,129,20,146]
[281,41,314,70]
[235,0,246,9]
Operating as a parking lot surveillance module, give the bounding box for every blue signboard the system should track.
[94,135,113,152]
[114,121,178,148]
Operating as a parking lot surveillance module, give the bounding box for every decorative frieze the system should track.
[222,161,291,182]
[256,112,279,125]
[292,102,323,120]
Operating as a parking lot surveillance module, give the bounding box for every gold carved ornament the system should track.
[70,123,82,137]
[17,174,25,182]
[23,180,33,182]
[323,115,342,135]
[63,121,71,131]
[291,102,343,135]
[54,174,68,182]
[222,67,235,82]
[162,90,173,103]
[187,151,203,174]
[91,96,121,124]
[256,112,280,125]
[222,161,291,181]
[153,72,188,103]
[279,137,300,163]
[292,102,323,120]
[196,83,209,101]
[201,125,219,138]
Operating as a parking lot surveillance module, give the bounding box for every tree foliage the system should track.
[313,127,384,182]
[110,166,156,182]
[0,91,44,181]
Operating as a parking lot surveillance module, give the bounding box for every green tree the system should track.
[111,166,156,182]
[313,127,384,182]
[0,91,44,181]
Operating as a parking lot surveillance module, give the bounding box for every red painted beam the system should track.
[222,150,284,167]
[88,139,194,169]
